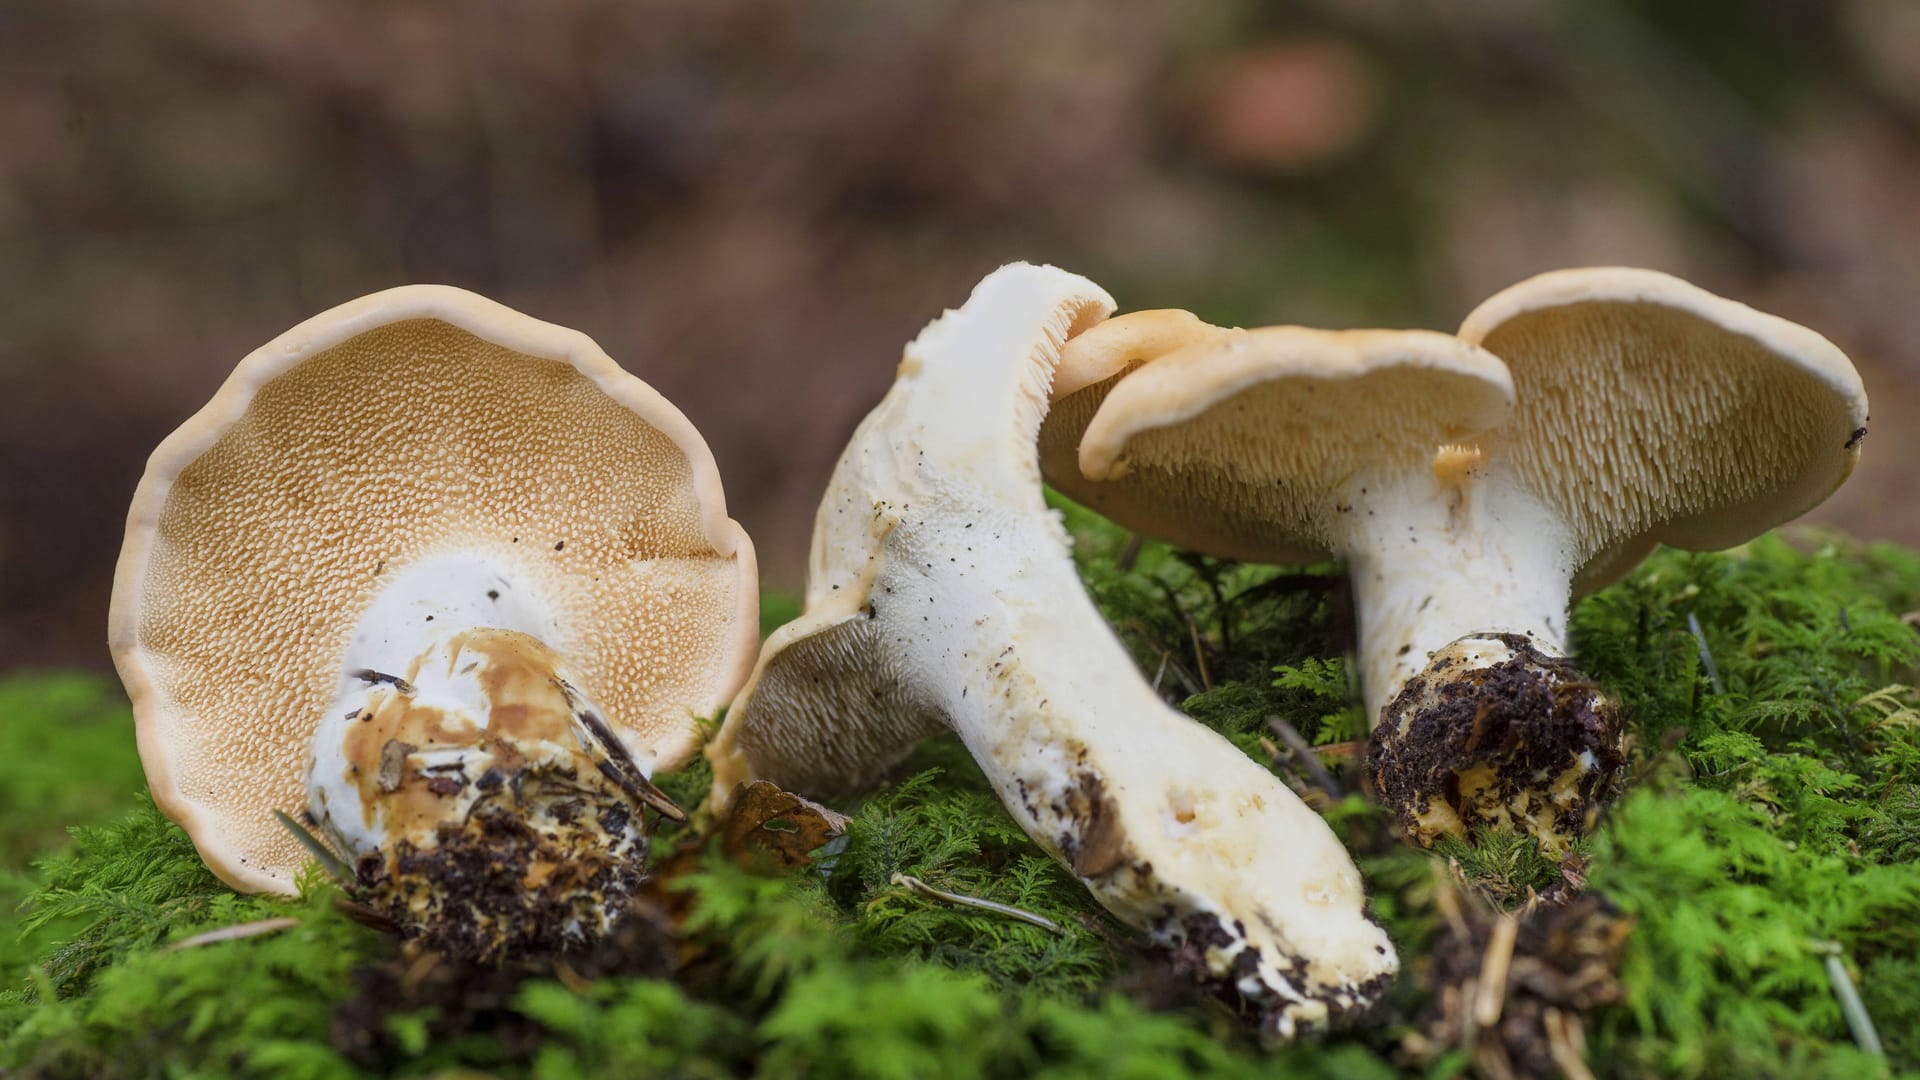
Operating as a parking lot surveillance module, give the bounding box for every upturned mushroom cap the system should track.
[1459,267,1869,595]
[1047,327,1515,563]
[110,285,758,893]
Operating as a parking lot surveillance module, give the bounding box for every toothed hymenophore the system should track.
[110,285,758,957]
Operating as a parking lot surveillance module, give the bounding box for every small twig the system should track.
[333,897,399,933]
[1472,911,1521,1029]
[1115,532,1144,573]
[349,668,415,694]
[1814,940,1885,1057]
[1431,862,1470,940]
[1686,611,1723,695]
[273,810,354,883]
[163,917,299,952]
[890,874,1066,935]
[1187,616,1214,691]
[1152,647,1203,698]
[1267,716,1343,799]
[1313,740,1364,761]
[402,949,441,993]
[554,959,595,995]
[1151,652,1170,693]
[579,709,687,821]
[1542,1007,1597,1080]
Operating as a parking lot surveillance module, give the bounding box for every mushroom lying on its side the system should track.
[1042,268,1867,854]
[111,286,758,957]
[707,263,1397,1039]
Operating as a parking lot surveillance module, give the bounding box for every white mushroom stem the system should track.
[306,552,674,951]
[1333,462,1579,723]
[875,499,1394,1037]
[1334,460,1622,853]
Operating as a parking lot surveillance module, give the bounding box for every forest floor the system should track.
[2,501,1917,1078]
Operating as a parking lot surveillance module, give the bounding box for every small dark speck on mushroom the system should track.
[555,541,565,551]
[488,590,500,600]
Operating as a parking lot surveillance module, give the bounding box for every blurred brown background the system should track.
[5,0,1918,672]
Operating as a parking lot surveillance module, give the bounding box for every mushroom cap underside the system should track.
[110,284,758,893]
[1461,266,1869,594]
[1043,326,1516,564]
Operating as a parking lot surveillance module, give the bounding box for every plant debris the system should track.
[1409,876,1633,1079]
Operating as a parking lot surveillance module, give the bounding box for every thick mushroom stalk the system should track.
[1047,269,1868,855]
[1335,464,1622,851]
[308,557,681,958]
[708,264,1397,1039]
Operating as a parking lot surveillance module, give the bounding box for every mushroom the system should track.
[110,285,757,955]
[706,263,1398,1038]
[1041,268,1867,854]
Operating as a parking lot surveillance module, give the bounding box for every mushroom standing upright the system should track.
[111,286,758,956]
[708,263,1398,1039]
[1042,268,1867,853]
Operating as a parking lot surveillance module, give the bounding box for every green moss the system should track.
[1588,784,1917,1078]
[3,524,1920,1076]
[0,674,147,869]
[0,675,149,996]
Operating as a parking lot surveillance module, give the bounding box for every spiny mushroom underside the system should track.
[1367,634,1625,856]
[312,629,673,961]
[115,293,757,894]
[1463,277,1871,595]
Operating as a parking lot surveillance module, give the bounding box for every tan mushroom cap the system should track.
[1459,267,1870,595]
[110,285,758,893]
[1050,326,1515,563]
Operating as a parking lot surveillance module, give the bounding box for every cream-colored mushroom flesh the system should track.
[709,264,1397,1039]
[1459,266,1869,596]
[111,285,757,895]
